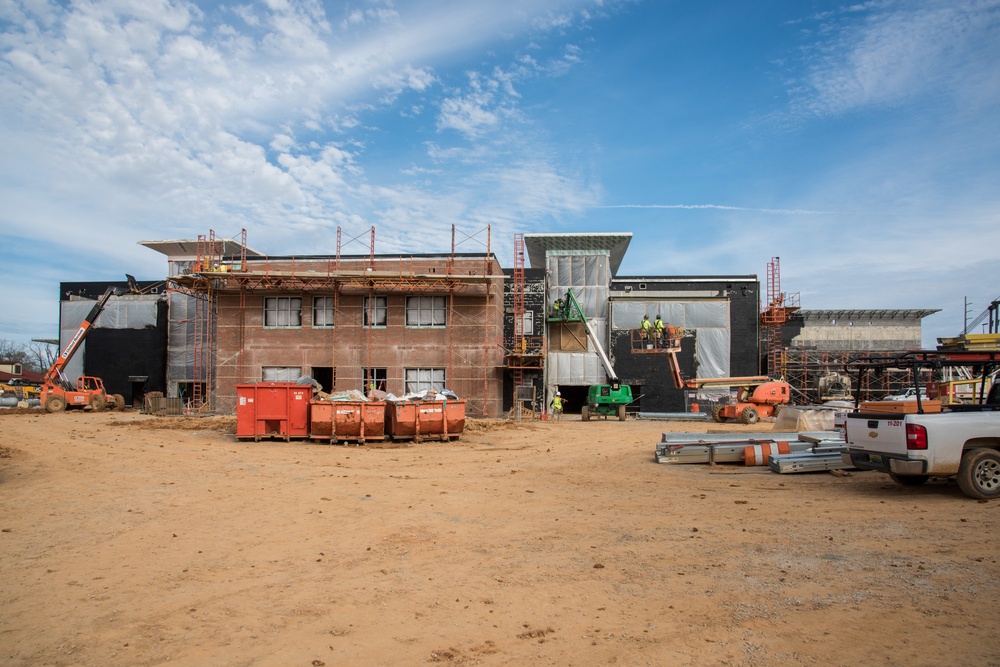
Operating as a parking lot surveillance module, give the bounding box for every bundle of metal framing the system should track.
[654,431,842,465]
[767,437,852,474]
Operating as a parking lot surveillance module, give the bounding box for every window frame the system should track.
[261,366,303,382]
[364,295,388,327]
[405,295,447,328]
[263,296,302,328]
[312,296,335,329]
[521,310,534,336]
[363,367,388,393]
[404,368,446,394]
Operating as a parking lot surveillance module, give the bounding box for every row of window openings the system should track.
[265,296,537,335]
[264,296,447,328]
[262,366,446,394]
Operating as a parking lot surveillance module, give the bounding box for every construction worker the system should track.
[640,314,652,340]
[550,391,565,421]
[654,314,665,346]
[552,296,564,319]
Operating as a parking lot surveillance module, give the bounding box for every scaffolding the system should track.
[760,257,799,377]
[781,349,929,404]
[170,226,503,416]
[505,233,545,417]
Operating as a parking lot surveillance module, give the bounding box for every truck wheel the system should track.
[889,472,929,487]
[711,405,725,423]
[617,404,626,421]
[957,449,1000,499]
[113,394,126,411]
[740,405,759,425]
[581,405,590,422]
[89,394,107,411]
[45,395,67,413]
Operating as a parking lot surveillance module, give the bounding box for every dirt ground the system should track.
[1,409,998,667]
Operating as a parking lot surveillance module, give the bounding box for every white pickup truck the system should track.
[842,352,1000,499]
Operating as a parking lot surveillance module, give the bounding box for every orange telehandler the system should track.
[40,287,126,413]
[660,328,791,425]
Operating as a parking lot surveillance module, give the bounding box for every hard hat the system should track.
[643,314,648,318]
[655,314,661,318]
[556,391,561,396]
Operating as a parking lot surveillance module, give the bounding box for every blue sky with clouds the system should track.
[1,0,998,348]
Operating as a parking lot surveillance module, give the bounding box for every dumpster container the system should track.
[385,399,466,442]
[236,383,313,441]
[310,400,386,444]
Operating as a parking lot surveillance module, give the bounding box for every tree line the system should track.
[0,339,57,375]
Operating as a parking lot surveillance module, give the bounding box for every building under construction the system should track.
[56,229,945,415]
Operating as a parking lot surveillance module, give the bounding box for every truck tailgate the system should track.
[845,413,910,455]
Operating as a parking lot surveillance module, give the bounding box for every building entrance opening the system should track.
[555,386,588,415]
[311,367,334,394]
[129,375,147,409]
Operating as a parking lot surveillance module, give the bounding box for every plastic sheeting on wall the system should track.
[545,253,612,386]
[547,351,606,385]
[59,296,161,383]
[611,300,728,330]
[167,292,200,384]
[546,253,610,319]
[611,300,731,378]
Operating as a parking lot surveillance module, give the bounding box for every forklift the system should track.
[39,287,126,413]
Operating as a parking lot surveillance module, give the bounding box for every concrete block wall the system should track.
[608,277,760,413]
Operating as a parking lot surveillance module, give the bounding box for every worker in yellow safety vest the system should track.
[550,391,565,421]
[640,314,652,340]
[654,314,665,346]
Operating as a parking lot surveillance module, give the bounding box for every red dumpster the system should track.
[236,383,313,441]
[385,399,466,442]
[309,400,386,444]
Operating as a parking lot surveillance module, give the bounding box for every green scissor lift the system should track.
[548,289,632,421]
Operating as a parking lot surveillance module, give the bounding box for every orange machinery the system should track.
[40,287,126,413]
[661,329,791,424]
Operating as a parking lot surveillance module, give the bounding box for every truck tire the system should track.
[45,395,67,413]
[89,394,107,411]
[740,405,759,425]
[581,405,590,422]
[957,448,1000,499]
[617,404,626,421]
[888,472,929,487]
[112,394,126,411]
[711,405,725,423]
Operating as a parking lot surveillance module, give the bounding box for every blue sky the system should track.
[1,0,998,348]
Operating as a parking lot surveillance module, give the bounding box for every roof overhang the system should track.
[523,233,632,275]
[799,309,941,321]
[139,239,264,259]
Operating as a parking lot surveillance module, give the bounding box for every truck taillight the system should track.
[906,423,928,450]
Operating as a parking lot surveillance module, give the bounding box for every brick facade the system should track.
[209,255,505,417]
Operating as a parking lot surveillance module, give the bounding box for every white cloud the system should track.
[0,0,630,342]
[800,0,1000,116]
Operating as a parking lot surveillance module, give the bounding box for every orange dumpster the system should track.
[385,399,466,442]
[236,383,313,441]
[310,400,386,444]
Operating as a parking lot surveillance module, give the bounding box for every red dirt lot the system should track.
[1,410,998,666]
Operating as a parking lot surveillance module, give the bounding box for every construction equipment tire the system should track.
[711,405,725,423]
[112,394,126,411]
[617,404,626,421]
[581,405,590,422]
[89,394,107,411]
[740,405,759,425]
[45,395,67,413]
